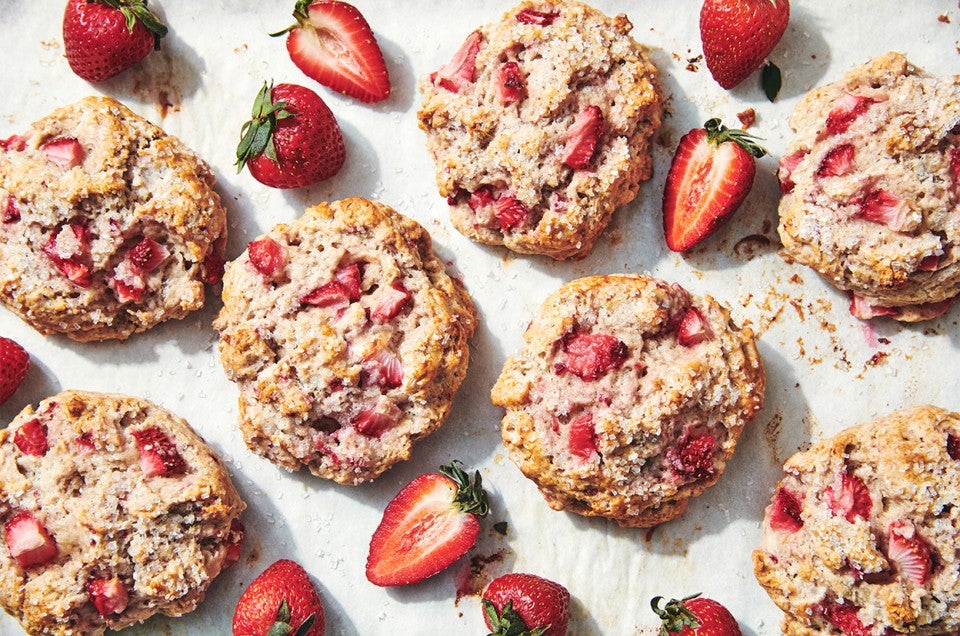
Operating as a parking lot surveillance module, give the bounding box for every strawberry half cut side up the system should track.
[662,118,766,252]
[274,0,390,103]
[366,460,490,586]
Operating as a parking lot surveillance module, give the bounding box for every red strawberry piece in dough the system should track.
[468,186,495,212]
[301,265,361,307]
[918,254,940,272]
[556,331,627,381]
[887,520,933,585]
[430,30,482,93]
[699,0,789,89]
[334,263,362,301]
[248,238,287,278]
[113,277,145,304]
[768,486,804,533]
[352,398,403,438]
[361,349,403,389]
[279,0,390,103]
[949,148,960,181]
[3,196,19,224]
[677,308,712,347]
[223,519,245,568]
[820,601,873,636]
[823,472,872,523]
[849,295,899,320]
[778,150,806,193]
[947,434,960,460]
[236,82,345,189]
[4,510,58,569]
[668,433,716,478]
[43,223,93,287]
[568,413,596,461]
[370,281,411,323]
[515,8,560,26]
[127,237,168,272]
[14,419,48,457]
[652,593,742,636]
[203,251,225,285]
[662,119,766,252]
[40,137,85,169]
[497,62,526,104]
[817,143,856,178]
[562,105,604,170]
[493,196,528,231]
[0,135,26,152]
[0,337,29,406]
[366,460,489,586]
[131,427,186,477]
[75,432,97,452]
[62,0,167,83]
[87,577,129,616]
[857,189,909,231]
[482,573,570,636]
[826,94,880,136]
[232,559,324,636]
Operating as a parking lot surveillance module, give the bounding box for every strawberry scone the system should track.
[214,198,477,485]
[491,275,764,527]
[418,0,663,260]
[777,52,960,322]
[753,405,960,635]
[0,390,245,636]
[0,96,227,341]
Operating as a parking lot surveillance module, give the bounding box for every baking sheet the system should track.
[2,1,959,634]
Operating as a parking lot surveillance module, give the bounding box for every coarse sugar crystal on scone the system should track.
[777,52,960,322]
[214,198,477,486]
[753,405,960,636]
[418,0,663,260]
[0,390,245,636]
[491,274,764,527]
[0,96,227,341]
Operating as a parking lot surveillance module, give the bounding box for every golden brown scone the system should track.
[0,391,245,636]
[214,198,477,485]
[491,275,764,527]
[754,405,960,635]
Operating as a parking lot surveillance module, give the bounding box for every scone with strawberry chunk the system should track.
[753,405,960,635]
[778,52,960,322]
[0,96,227,341]
[214,198,477,485]
[418,0,663,260]
[491,275,764,527]
[0,390,245,636]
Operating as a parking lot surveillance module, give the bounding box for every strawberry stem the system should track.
[651,594,702,636]
[439,460,490,517]
[268,597,315,636]
[483,599,548,636]
[235,82,294,172]
[703,118,767,158]
[269,0,312,37]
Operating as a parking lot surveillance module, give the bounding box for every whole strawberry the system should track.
[699,0,789,89]
[235,82,345,189]
[232,559,324,636]
[62,0,167,83]
[0,337,29,406]
[482,573,570,636]
[652,594,742,636]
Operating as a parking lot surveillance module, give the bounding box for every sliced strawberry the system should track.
[352,398,403,438]
[778,150,807,194]
[248,237,287,278]
[948,434,960,460]
[127,237,168,272]
[370,281,411,323]
[515,8,560,25]
[366,461,489,586]
[41,137,84,169]
[826,95,880,136]
[821,601,872,636]
[468,186,495,212]
[280,1,391,103]
[13,419,48,457]
[223,519,245,568]
[2,196,19,224]
[823,472,872,523]
[301,281,351,308]
[918,254,940,272]
[561,105,603,170]
[493,196,528,231]
[849,295,899,320]
[857,189,909,231]
[0,135,26,152]
[497,61,526,104]
[768,486,804,533]
[555,332,627,381]
[361,349,403,389]
[131,427,186,477]
[568,414,596,461]
[668,433,716,478]
[677,308,711,347]
[887,520,932,585]
[817,144,856,178]
[334,263,362,301]
[4,510,58,568]
[203,251,225,284]
[430,30,482,94]
[87,577,129,616]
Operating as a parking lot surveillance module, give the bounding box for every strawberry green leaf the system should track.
[493,521,508,535]
[97,0,167,46]
[651,594,702,636]
[483,599,548,636]
[703,118,767,159]
[762,61,782,102]
[235,82,296,172]
[440,460,490,517]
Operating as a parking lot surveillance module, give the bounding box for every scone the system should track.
[0,390,245,636]
[0,96,227,341]
[418,0,663,260]
[777,52,960,322]
[491,275,764,527]
[753,405,960,635]
[214,198,477,485]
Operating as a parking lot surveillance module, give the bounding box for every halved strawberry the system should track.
[493,196,528,231]
[497,62,526,104]
[2,196,19,224]
[568,413,596,461]
[668,433,716,478]
[554,331,628,381]
[561,105,603,170]
[369,281,410,323]
[276,1,390,103]
[4,510,58,569]
[87,577,129,616]
[224,519,245,568]
[131,427,186,477]
[515,8,560,25]
[826,94,880,136]
[887,520,932,585]
[366,460,489,586]
[820,601,872,636]
[430,30,482,93]
[14,419,48,457]
[663,119,766,252]
[857,189,909,231]
[248,238,287,278]
[361,350,403,389]
[849,295,899,320]
[352,398,403,438]
[127,237,168,272]
[823,472,872,523]
[817,144,855,178]
[778,150,807,194]
[41,137,84,169]
[334,263,362,301]
[677,308,712,347]
[768,486,804,533]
